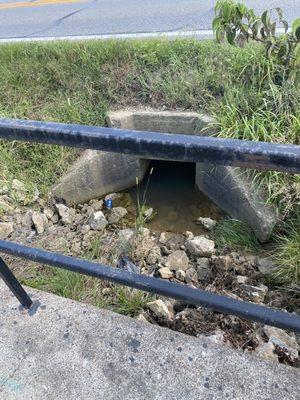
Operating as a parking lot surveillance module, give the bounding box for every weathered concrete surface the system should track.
[52,150,148,205]
[108,110,215,134]
[195,165,277,242]
[0,281,299,400]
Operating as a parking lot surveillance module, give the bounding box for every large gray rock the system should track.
[147,299,172,319]
[263,326,299,361]
[186,236,215,257]
[88,211,108,231]
[0,282,299,400]
[165,250,190,271]
[195,165,276,242]
[31,211,46,234]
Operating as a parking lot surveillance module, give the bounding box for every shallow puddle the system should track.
[128,160,223,234]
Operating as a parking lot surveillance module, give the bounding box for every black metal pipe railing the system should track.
[0,118,299,173]
[0,118,299,333]
[0,240,299,333]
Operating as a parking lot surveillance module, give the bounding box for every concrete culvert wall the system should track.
[52,110,277,242]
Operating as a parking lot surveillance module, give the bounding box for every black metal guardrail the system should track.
[0,118,299,334]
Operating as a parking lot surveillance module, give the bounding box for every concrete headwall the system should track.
[52,110,276,241]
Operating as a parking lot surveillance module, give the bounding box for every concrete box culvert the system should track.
[52,110,276,242]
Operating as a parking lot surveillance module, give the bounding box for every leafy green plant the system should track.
[213,0,300,81]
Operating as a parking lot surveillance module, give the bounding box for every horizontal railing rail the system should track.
[0,118,299,334]
[0,240,299,333]
[0,118,299,173]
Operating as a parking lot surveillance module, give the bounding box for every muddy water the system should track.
[129,160,223,235]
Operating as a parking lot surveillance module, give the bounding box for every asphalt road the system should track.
[0,0,299,40]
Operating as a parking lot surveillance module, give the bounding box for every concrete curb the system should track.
[0,282,299,399]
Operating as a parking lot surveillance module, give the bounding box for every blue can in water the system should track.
[105,199,113,209]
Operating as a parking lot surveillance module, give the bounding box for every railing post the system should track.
[0,257,32,309]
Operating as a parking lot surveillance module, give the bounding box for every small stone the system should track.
[21,210,33,228]
[257,257,279,274]
[82,205,94,216]
[196,217,216,230]
[136,313,149,323]
[81,224,90,235]
[147,299,171,320]
[73,213,84,225]
[43,207,54,220]
[88,211,108,231]
[165,250,189,271]
[255,342,278,362]
[185,268,198,284]
[225,292,244,301]
[138,227,150,238]
[104,193,122,202]
[66,231,76,241]
[143,207,154,220]
[161,245,171,256]
[204,330,225,345]
[56,204,75,225]
[32,211,46,234]
[236,275,249,284]
[0,222,13,239]
[175,269,186,281]
[118,228,135,243]
[164,300,174,316]
[245,255,258,267]
[31,188,40,203]
[196,258,211,281]
[186,236,215,257]
[210,255,233,270]
[90,199,103,212]
[158,267,173,279]
[184,231,194,240]
[102,287,112,295]
[239,284,268,303]
[107,207,127,224]
[263,326,299,361]
[70,241,81,255]
[51,213,59,224]
[159,231,173,244]
[147,246,161,265]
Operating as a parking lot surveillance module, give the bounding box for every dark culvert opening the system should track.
[129,160,222,234]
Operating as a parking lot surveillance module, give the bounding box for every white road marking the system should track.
[0,27,289,44]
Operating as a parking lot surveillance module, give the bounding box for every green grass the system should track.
[21,266,152,315]
[0,39,298,203]
[0,38,298,289]
[114,288,153,317]
[213,219,261,252]
[269,214,300,285]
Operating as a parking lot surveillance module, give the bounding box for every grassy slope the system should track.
[0,39,299,285]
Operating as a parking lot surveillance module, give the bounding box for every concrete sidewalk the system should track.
[0,281,298,399]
